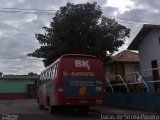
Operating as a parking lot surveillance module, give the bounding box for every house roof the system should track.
[111,50,139,63]
[128,24,160,50]
[0,75,39,80]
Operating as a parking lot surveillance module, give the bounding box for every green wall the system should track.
[0,80,34,93]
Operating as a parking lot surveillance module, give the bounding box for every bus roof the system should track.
[60,54,97,58]
[40,54,97,74]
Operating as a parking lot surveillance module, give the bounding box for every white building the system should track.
[128,24,160,93]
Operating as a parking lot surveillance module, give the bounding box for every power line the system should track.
[0,7,158,24]
[105,14,160,25]
[0,7,57,15]
[0,10,55,15]
[0,7,57,12]
[0,56,42,61]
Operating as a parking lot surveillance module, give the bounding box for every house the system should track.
[106,50,140,78]
[128,24,160,93]
[0,74,39,99]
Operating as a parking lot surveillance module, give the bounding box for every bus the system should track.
[37,54,106,114]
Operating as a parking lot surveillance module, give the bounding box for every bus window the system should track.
[46,71,48,80]
[50,69,52,80]
[47,70,49,80]
[45,72,47,80]
[54,64,57,79]
[50,69,52,79]
[48,70,51,80]
[48,69,51,80]
[42,73,44,81]
[50,69,53,80]
[44,72,47,81]
[40,75,42,81]
[52,65,56,79]
[39,75,42,86]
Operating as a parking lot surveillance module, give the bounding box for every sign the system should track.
[75,60,90,70]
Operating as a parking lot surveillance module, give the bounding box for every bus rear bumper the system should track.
[57,98,105,106]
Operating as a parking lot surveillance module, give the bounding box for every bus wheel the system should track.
[78,106,89,114]
[39,104,44,109]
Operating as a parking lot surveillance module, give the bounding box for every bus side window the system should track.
[50,68,53,80]
[54,64,58,79]
[41,74,43,84]
[50,69,52,80]
[48,69,50,80]
[52,65,56,80]
[49,69,52,80]
[44,72,47,82]
[42,73,44,83]
[40,75,42,81]
[46,71,48,81]
[39,75,42,86]
[45,71,48,81]
[46,71,48,80]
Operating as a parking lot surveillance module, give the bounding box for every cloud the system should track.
[102,6,119,16]
[115,0,160,52]
[0,0,160,74]
[131,0,160,10]
[0,0,109,75]
[0,0,54,74]
[0,59,44,75]
[105,0,134,13]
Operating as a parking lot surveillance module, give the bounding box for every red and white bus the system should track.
[37,54,106,114]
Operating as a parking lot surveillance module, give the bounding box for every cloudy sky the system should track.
[0,0,159,75]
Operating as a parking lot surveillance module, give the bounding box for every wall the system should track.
[138,29,160,93]
[138,29,160,77]
[0,79,34,93]
[105,64,116,76]
[106,63,140,78]
[125,63,139,73]
[0,79,34,99]
[107,93,160,112]
[123,63,138,82]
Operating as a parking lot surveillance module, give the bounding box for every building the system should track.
[0,74,39,99]
[128,24,160,93]
[106,50,140,78]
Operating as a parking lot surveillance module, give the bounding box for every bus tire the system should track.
[39,104,44,109]
[78,106,89,114]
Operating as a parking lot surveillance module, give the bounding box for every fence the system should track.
[105,68,160,112]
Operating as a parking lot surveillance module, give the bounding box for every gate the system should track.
[27,84,37,99]
[105,68,160,112]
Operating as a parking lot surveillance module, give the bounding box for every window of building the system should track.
[151,59,160,93]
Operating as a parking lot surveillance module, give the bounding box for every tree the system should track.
[28,72,38,75]
[0,72,3,76]
[28,2,130,67]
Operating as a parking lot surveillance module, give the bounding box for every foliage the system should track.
[28,72,38,75]
[28,2,130,67]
